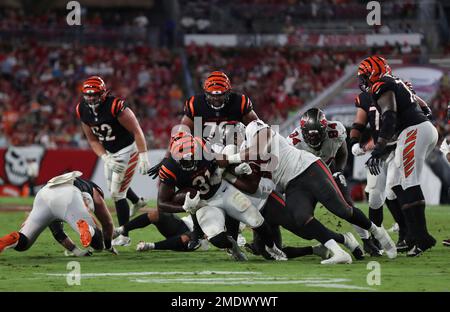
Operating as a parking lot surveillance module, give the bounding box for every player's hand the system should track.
[182,192,201,214]
[102,154,126,173]
[138,152,150,175]
[351,143,366,156]
[234,162,252,175]
[147,160,163,179]
[332,172,347,187]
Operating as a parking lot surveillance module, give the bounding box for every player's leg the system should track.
[308,160,397,259]
[196,205,246,261]
[393,122,438,256]
[126,188,146,217]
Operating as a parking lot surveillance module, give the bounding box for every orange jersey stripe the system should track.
[241,95,246,114]
[161,165,177,181]
[76,103,81,119]
[189,96,195,117]
[111,98,119,116]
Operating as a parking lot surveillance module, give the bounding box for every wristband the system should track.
[227,153,242,164]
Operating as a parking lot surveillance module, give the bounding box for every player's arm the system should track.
[81,122,107,157]
[157,182,185,213]
[118,108,147,153]
[179,115,195,133]
[335,141,348,172]
[415,94,432,119]
[242,110,259,125]
[375,90,397,151]
[48,221,92,256]
[92,188,114,249]
[224,166,261,194]
[349,107,368,146]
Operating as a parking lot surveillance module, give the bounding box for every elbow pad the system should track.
[379,110,397,140]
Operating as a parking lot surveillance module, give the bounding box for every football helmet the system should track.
[82,76,107,110]
[300,108,328,149]
[203,71,231,110]
[357,56,391,93]
[169,132,204,171]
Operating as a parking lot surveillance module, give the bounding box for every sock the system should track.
[369,207,383,227]
[271,225,282,248]
[385,199,407,240]
[353,224,370,240]
[115,199,130,227]
[13,232,29,252]
[347,207,372,230]
[282,246,313,259]
[126,188,139,204]
[300,218,343,245]
[253,221,275,248]
[209,232,233,249]
[154,235,186,251]
[402,207,418,245]
[124,213,152,235]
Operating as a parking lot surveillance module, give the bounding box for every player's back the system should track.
[371,75,427,134]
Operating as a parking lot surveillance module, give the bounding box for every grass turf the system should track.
[0,197,448,292]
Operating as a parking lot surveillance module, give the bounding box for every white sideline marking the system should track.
[38,271,262,278]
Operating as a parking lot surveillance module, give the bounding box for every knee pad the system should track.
[368,188,385,209]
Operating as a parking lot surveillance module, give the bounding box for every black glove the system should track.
[366,147,385,176]
[147,160,163,180]
[421,106,432,120]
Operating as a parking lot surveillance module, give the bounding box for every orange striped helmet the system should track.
[169,132,204,171]
[203,71,232,110]
[357,56,391,92]
[82,76,107,109]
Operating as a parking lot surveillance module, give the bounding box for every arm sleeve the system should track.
[111,98,127,117]
[158,162,177,186]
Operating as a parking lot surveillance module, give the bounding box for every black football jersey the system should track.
[76,94,134,153]
[74,177,104,199]
[158,151,221,200]
[355,91,381,142]
[183,92,253,142]
[371,75,428,134]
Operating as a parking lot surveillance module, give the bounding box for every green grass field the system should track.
[0,197,448,292]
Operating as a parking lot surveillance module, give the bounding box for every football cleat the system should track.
[406,245,424,257]
[362,238,382,257]
[443,239,450,247]
[237,233,247,247]
[343,232,364,260]
[371,226,397,259]
[130,197,147,217]
[77,220,92,248]
[320,249,352,265]
[112,226,124,239]
[136,241,154,252]
[265,245,288,261]
[396,239,410,253]
[226,236,248,261]
[407,234,436,257]
[0,232,20,253]
[112,234,131,247]
[312,244,331,260]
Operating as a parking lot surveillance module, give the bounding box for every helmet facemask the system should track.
[179,152,198,171]
[206,91,229,110]
[83,91,103,111]
[302,129,326,149]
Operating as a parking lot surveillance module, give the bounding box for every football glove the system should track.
[332,171,347,188]
[365,147,385,176]
[182,192,201,214]
[138,152,150,175]
[351,143,366,156]
[233,162,252,175]
[147,160,163,179]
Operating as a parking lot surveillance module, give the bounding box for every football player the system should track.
[439,137,450,247]
[76,76,150,246]
[359,56,438,256]
[156,132,287,261]
[216,119,398,264]
[0,172,117,255]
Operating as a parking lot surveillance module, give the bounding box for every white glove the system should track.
[351,143,366,156]
[182,191,201,214]
[440,139,449,156]
[101,154,126,173]
[65,247,92,257]
[138,152,150,175]
[233,162,252,175]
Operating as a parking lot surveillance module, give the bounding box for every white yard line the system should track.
[37,270,262,277]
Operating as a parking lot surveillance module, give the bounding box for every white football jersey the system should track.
[287,120,347,165]
[245,120,319,191]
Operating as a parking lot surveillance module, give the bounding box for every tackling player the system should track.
[0,171,117,255]
[359,56,438,256]
[216,119,398,264]
[76,76,150,246]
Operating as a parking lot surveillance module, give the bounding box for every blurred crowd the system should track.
[0,40,183,149]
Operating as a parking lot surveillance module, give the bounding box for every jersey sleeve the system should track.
[240,94,254,115]
[183,96,195,120]
[158,160,178,186]
[371,78,397,101]
[287,127,302,146]
[245,120,270,147]
[111,97,127,117]
[75,103,81,119]
[354,94,363,108]
[334,121,347,144]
